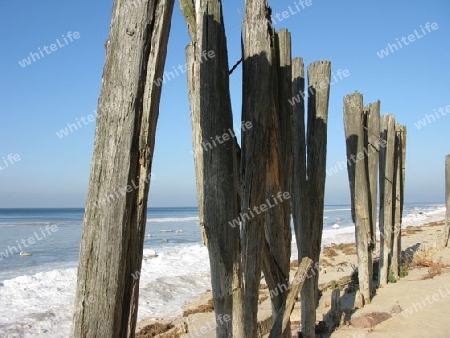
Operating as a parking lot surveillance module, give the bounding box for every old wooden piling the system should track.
[344,91,372,304]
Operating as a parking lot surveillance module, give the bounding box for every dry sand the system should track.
[136,219,450,337]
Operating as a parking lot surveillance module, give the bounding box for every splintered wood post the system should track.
[379,114,396,285]
[262,28,292,338]
[71,1,175,337]
[268,258,313,338]
[182,0,244,336]
[242,0,276,336]
[344,91,372,304]
[364,101,380,248]
[443,155,450,247]
[291,57,307,337]
[298,61,331,337]
[391,124,406,278]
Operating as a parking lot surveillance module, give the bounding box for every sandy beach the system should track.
[135,216,450,337]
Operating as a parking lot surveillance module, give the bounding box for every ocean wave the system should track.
[146,216,199,223]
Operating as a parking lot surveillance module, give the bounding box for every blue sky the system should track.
[0,0,449,207]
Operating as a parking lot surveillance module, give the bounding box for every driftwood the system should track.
[71,1,175,337]
[268,257,313,338]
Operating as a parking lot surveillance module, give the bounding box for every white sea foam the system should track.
[0,243,210,337]
[0,205,445,337]
[146,216,199,223]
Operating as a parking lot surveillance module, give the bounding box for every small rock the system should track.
[390,305,403,314]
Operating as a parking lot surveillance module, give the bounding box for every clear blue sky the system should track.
[0,0,449,207]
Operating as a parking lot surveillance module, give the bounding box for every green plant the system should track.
[330,280,339,289]
[399,265,408,278]
[388,268,397,283]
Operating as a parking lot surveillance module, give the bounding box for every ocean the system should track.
[0,204,446,337]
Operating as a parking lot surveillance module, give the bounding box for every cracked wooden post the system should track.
[344,91,372,304]
[442,155,450,248]
[293,60,331,338]
[241,0,276,336]
[364,101,380,249]
[391,124,406,278]
[261,28,293,338]
[379,114,396,285]
[71,1,175,337]
[182,0,244,336]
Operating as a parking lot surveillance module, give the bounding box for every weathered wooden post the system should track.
[292,60,331,338]
[181,0,244,336]
[71,1,175,337]
[344,92,372,304]
[391,124,406,278]
[379,114,396,285]
[443,155,450,247]
[262,28,293,338]
[363,101,380,248]
[241,0,277,336]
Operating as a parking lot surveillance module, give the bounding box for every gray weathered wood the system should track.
[268,258,313,338]
[438,155,450,248]
[443,155,450,247]
[241,0,275,336]
[183,1,244,336]
[391,124,406,278]
[296,61,331,338]
[261,29,292,338]
[364,101,380,248]
[379,114,396,285]
[344,92,372,304]
[71,1,175,337]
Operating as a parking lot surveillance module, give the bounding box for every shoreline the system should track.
[136,215,449,337]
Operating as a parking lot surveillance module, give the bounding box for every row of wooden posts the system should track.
[344,93,407,306]
[69,0,446,337]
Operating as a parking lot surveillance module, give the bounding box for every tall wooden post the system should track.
[344,92,372,304]
[241,0,277,336]
[292,57,309,338]
[379,114,396,285]
[292,60,331,338]
[391,124,406,278]
[261,28,292,338]
[182,0,244,336]
[444,155,450,247]
[364,101,380,248]
[71,1,175,337]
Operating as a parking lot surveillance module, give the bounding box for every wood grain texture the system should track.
[379,114,396,286]
[344,92,372,304]
[183,0,243,336]
[71,1,175,337]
